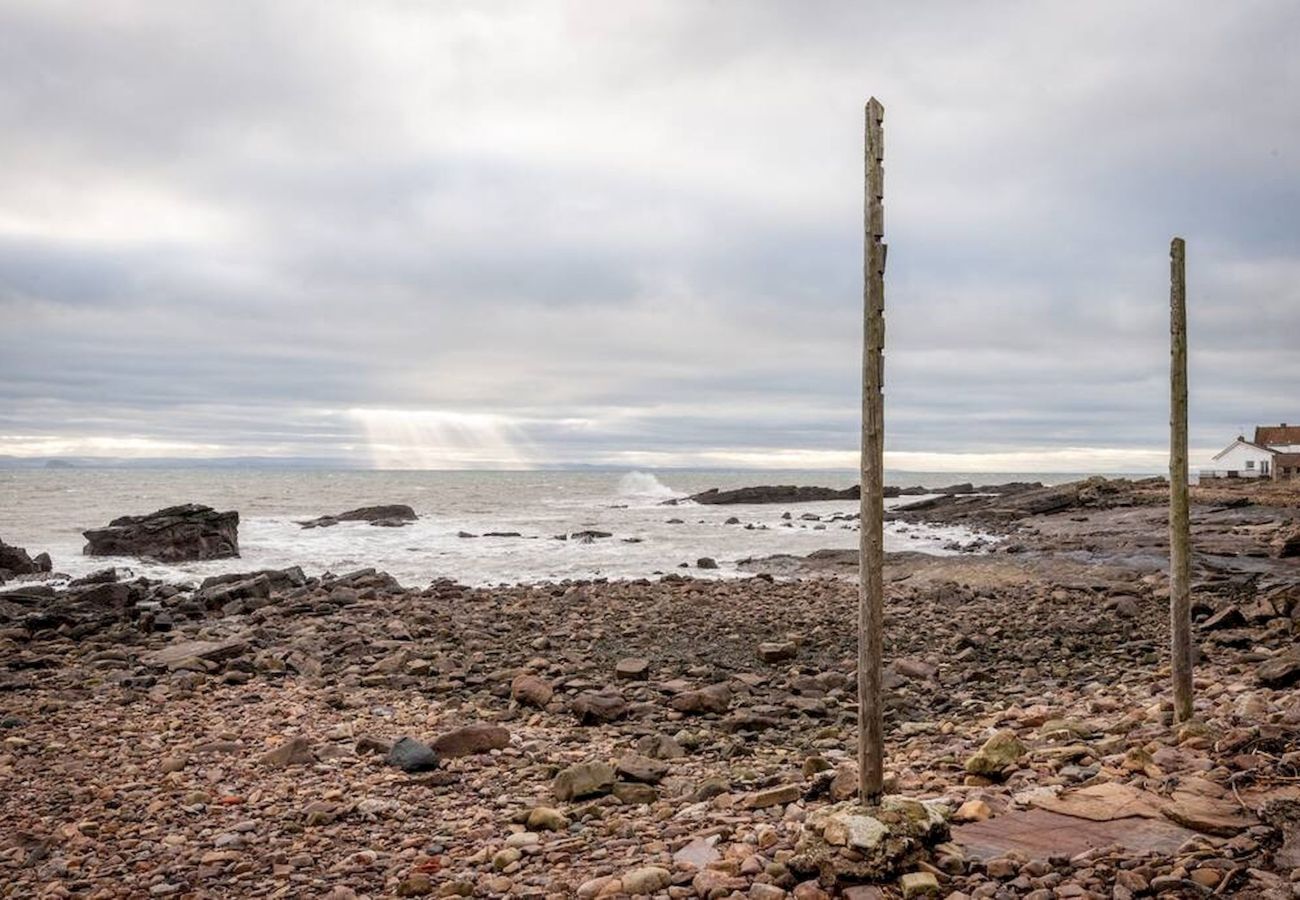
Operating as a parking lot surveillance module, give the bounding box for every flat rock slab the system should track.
[953,808,1197,861]
[1164,790,1255,836]
[144,638,250,668]
[1029,781,1165,821]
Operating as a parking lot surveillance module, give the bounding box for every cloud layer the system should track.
[2,1,1297,470]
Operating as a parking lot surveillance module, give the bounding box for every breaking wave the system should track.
[617,471,682,502]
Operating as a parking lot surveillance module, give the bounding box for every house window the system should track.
[1246,460,1255,469]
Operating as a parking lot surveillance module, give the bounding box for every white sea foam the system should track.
[1,468,1000,588]
[617,471,684,503]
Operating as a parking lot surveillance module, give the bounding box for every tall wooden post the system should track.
[859,97,886,805]
[1169,236,1194,722]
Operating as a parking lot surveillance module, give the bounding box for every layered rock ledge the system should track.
[82,504,239,562]
[0,536,52,581]
[298,504,418,529]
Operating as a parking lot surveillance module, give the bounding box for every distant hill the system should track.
[0,456,366,470]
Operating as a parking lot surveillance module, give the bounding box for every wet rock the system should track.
[83,504,239,561]
[689,485,859,505]
[196,574,272,611]
[697,557,719,569]
[297,505,417,529]
[0,537,50,577]
[69,567,119,586]
[385,737,439,773]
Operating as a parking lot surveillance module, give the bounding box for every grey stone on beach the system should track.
[386,737,440,772]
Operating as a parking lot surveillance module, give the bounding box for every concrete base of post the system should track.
[789,796,950,886]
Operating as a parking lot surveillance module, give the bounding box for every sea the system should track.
[0,469,1094,587]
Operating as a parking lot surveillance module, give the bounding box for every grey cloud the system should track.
[1,1,1298,468]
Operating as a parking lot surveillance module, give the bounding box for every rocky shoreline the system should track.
[678,483,1038,506]
[1,477,1299,898]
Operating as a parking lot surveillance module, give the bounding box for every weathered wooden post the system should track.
[789,101,947,881]
[859,97,886,804]
[1169,236,1194,722]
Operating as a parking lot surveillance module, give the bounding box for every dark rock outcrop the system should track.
[83,505,239,562]
[892,477,1147,526]
[298,505,417,529]
[1273,529,1300,559]
[199,567,307,593]
[687,485,862,505]
[682,481,1041,506]
[0,537,51,579]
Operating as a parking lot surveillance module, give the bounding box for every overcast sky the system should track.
[1,1,1297,471]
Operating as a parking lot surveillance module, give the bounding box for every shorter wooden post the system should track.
[1169,236,1193,723]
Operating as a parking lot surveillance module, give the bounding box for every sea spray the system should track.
[616,471,683,502]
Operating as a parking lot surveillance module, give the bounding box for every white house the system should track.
[1206,424,1300,480]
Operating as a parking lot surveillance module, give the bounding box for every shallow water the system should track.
[0,468,1082,586]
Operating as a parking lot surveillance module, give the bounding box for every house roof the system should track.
[1254,424,1300,446]
[1274,452,1300,468]
[1212,437,1276,461]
